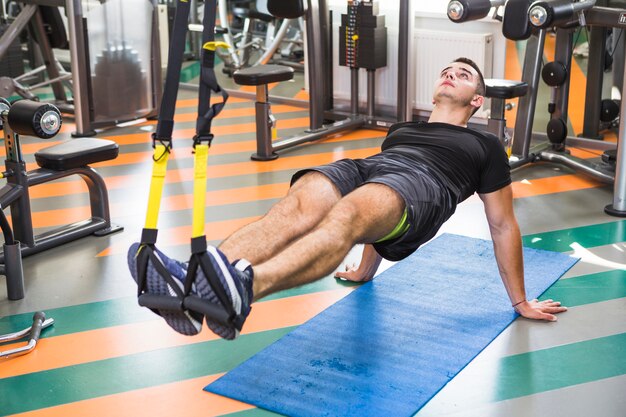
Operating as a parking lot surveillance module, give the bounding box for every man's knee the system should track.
[290,171,340,197]
[288,172,341,212]
[323,183,405,242]
[267,172,341,228]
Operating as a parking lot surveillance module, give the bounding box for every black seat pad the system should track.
[233,64,294,86]
[35,138,119,170]
[485,79,528,99]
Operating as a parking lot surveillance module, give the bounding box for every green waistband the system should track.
[375,208,410,243]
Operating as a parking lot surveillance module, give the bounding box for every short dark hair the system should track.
[453,57,486,97]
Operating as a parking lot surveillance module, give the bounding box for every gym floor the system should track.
[1,37,625,416]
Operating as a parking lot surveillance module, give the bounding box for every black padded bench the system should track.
[484,78,528,148]
[35,138,119,170]
[233,64,295,160]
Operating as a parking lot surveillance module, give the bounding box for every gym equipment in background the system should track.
[231,0,403,161]
[448,0,626,217]
[0,311,53,359]
[0,98,122,300]
[0,0,163,137]
[184,0,413,160]
[214,0,305,75]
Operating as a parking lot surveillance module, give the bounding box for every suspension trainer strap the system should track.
[155,0,191,140]
[196,0,229,138]
[189,0,227,250]
[140,0,191,242]
[192,144,209,238]
[143,144,170,233]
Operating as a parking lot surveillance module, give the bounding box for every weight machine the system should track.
[448,0,626,216]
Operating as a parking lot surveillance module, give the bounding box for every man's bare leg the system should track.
[252,183,405,300]
[219,172,341,265]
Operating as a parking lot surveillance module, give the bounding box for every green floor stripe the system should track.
[0,327,292,416]
[0,297,154,337]
[522,220,626,252]
[541,270,626,307]
[0,276,356,336]
[495,332,626,401]
[181,61,201,83]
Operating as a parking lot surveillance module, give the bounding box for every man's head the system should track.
[433,57,486,117]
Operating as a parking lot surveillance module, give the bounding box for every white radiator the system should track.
[412,29,493,117]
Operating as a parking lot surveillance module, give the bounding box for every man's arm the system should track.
[479,185,567,321]
[335,244,383,282]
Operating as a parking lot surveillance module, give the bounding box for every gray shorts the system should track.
[291,148,456,261]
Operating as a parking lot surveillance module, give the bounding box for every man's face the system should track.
[432,62,482,108]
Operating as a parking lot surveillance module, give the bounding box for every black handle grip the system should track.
[448,0,492,23]
[29,312,46,343]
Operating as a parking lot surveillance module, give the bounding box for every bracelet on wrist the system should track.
[512,299,526,308]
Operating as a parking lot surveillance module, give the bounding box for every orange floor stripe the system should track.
[0,289,351,379]
[26,146,381,200]
[29,183,290,229]
[293,89,309,101]
[53,97,250,135]
[512,173,603,198]
[1,98,293,158]
[567,147,605,159]
[96,123,381,152]
[28,167,606,230]
[123,103,306,128]
[171,96,249,109]
[97,216,262,257]
[11,375,252,417]
[239,85,257,94]
[171,103,304,123]
[18,117,312,171]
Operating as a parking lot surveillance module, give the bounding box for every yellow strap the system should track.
[203,41,231,51]
[192,144,209,238]
[144,144,170,230]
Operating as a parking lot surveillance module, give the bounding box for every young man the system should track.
[129,57,567,339]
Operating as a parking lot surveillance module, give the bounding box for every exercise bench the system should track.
[233,64,295,160]
[484,78,529,151]
[0,99,123,300]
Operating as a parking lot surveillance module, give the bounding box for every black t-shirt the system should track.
[381,121,511,203]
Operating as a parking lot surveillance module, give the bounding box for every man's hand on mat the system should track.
[335,245,382,282]
[515,299,568,321]
[334,263,375,282]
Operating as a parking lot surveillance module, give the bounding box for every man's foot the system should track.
[194,246,254,340]
[127,243,203,336]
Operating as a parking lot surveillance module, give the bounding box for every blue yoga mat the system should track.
[205,233,578,416]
